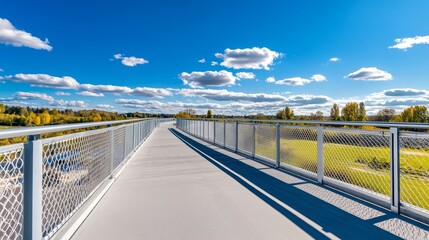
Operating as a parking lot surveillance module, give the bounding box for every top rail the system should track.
[0,118,146,139]
[180,118,429,129]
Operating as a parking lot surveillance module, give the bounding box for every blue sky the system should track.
[1,0,429,115]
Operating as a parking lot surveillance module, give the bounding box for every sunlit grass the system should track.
[255,138,429,211]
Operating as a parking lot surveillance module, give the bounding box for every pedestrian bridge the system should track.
[1,119,429,239]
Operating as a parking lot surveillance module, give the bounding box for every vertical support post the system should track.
[390,127,400,214]
[317,125,324,184]
[223,120,226,148]
[252,121,256,158]
[23,135,43,240]
[235,121,239,153]
[276,122,280,168]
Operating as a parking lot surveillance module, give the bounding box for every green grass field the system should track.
[255,137,429,211]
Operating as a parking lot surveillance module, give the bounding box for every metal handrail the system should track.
[180,117,429,129]
[0,119,146,139]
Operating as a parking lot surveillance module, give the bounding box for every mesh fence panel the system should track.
[204,121,209,140]
[215,122,225,145]
[255,124,276,161]
[280,126,317,174]
[400,133,429,213]
[208,121,215,142]
[225,122,237,150]
[238,123,253,154]
[324,128,390,198]
[112,126,126,170]
[0,144,24,240]
[42,130,111,236]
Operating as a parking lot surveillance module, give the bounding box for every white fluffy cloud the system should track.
[389,36,429,50]
[116,93,333,115]
[179,70,238,88]
[329,57,340,62]
[113,54,149,67]
[215,47,281,70]
[266,74,326,86]
[14,92,54,101]
[346,67,393,81]
[178,89,286,102]
[198,58,206,63]
[79,84,132,94]
[236,72,255,79]
[130,87,173,98]
[0,74,80,89]
[0,18,52,51]
[95,104,114,109]
[211,61,219,66]
[76,91,105,97]
[51,100,87,108]
[383,88,428,97]
[55,91,71,96]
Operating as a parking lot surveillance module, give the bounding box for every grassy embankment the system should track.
[255,136,429,211]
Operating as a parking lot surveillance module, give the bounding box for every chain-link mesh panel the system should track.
[112,126,126,170]
[238,123,253,154]
[215,122,225,145]
[280,126,317,174]
[225,122,237,150]
[400,133,429,213]
[198,121,203,138]
[42,130,111,236]
[208,121,215,142]
[204,121,209,140]
[324,128,390,198]
[255,124,276,161]
[0,144,24,240]
[124,125,133,157]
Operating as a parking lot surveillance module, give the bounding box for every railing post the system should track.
[317,125,324,184]
[235,121,239,152]
[23,134,43,240]
[390,127,400,214]
[276,122,280,168]
[223,120,226,148]
[252,121,256,158]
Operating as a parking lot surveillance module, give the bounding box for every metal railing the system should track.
[0,118,173,240]
[177,118,429,224]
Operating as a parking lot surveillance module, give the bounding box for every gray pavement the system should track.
[72,123,429,240]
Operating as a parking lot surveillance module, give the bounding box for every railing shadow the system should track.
[169,128,429,240]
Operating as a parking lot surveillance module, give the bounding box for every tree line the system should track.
[176,102,429,124]
[275,102,429,123]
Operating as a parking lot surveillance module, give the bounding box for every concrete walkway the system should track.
[72,123,429,240]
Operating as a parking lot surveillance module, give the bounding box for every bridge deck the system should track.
[71,123,429,240]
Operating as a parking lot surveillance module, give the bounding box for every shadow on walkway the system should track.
[169,128,429,240]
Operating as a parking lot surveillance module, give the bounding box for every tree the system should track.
[276,106,294,120]
[341,102,359,121]
[330,103,340,121]
[375,108,396,122]
[413,105,428,123]
[206,110,213,118]
[357,102,367,121]
[40,111,51,125]
[310,111,324,120]
[0,104,5,114]
[34,116,41,126]
[401,106,414,122]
